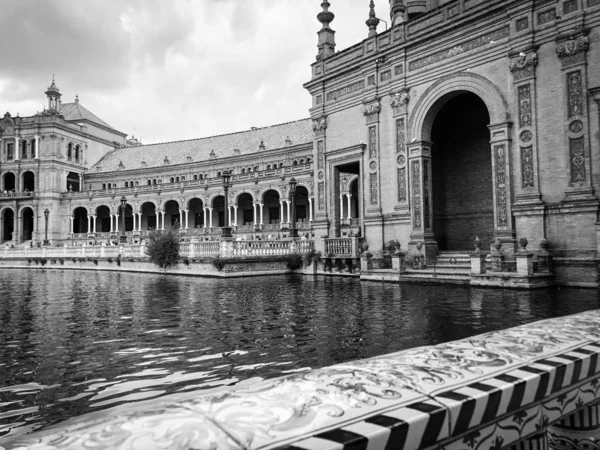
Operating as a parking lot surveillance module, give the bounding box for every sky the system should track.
[0,0,380,144]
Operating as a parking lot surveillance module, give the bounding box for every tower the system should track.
[366,0,380,37]
[389,0,406,25]
[316,1,336,60]
[45,76,62,111]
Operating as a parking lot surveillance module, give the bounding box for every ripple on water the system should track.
[0,271,599,441]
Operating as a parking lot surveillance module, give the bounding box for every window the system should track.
[193,174,198,180]
[199,174,203,180]
[170,177,174,183]
[241,168,246,174]
[300,159,304,164]
[75,145,80,161]
[176,176,180,182]
[135,181,140,186]
[21,141,27,159]
[102,183,106,190]
[7,143,14,160]
[293,160,298,166]
[107,183,112,189]
[217,171,221,177]
[279,163,284,168]
[147,180,152,185]
[153,179,157,185]
[30,140,36,158]
[67,143,73,160]
[181,176,185,181]
[267,164,271,170]
[306,157,311,163]
[125,181,129,188]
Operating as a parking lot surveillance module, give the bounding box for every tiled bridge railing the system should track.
[7,310,600,450]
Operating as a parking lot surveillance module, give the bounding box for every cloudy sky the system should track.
[0,0,380,144]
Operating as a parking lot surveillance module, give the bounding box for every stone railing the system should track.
[1,238,314,260]
[6,310,600,449]
[324,236,362,258]
[0,191,34,199]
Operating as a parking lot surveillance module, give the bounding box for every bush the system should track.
[286,253,303,270]
[302,249,321,266]
[145,226,180,269]
[211,255,226,271]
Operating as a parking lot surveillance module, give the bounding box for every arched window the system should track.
[279,163,284,168]
[170,177,175,183]
[30,140,36,158]
[181,176,185,181]
[267,164,271,170]
[107,183,112,189]
[67,143,73,160]
[21,140,28,159]
[158,179,162,184]
[193,174,198,181]
[254,166,259,172]
[102,183,106,190]
[306,157,311,163]
[135,181,140,186]
[75,145,81,161]
[293,160,298,166]
[241,168,246,174]
[216,171,221,177]
[199,174,203,180]
[153,179,157,185]
[176,176,180,182]
[300,159,304,164]
[147,180,152,185]
[125,181,129,188]
[248,167,252,173]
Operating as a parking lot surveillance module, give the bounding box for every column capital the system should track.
[407,141,432,158]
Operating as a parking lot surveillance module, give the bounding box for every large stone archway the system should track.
[407,73,513,259]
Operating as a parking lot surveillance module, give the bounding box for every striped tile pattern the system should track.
[277,341,600,450]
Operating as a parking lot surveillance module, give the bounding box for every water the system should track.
[0,269,599,441]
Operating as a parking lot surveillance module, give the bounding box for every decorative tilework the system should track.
[8,310,600,450]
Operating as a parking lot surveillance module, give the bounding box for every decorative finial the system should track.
[75,94,79,104]
[366,0,380,37]
[317,1,335,29]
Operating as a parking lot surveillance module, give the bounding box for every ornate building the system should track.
[1,0,600,284]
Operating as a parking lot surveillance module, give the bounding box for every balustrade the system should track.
[324,236,361,257]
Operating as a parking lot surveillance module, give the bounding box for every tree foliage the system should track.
[145,226,180,268]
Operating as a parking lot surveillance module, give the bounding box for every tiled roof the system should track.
[60,102,114,130]
[91,118,313,173]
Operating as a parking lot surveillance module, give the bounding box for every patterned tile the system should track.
[541,374,600,426]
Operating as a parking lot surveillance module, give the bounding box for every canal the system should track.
[1,269,599,441]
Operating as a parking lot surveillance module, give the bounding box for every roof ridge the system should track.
[123,117,312,149]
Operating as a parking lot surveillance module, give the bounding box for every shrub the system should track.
[182,258,190,265]
[211,255,226,271]
[286,253,303,270]
[302,249,321,266]
[93,259,98,265]
[145,226,180,269]
[40,258,47,266]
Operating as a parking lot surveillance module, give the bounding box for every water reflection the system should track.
[0,270,598,440]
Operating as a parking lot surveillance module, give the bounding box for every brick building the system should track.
[1,0,600,285]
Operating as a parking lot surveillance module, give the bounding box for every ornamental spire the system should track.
[316,1,336,60]
[366,0,380,37]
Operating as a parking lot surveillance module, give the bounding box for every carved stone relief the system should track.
[312,117,327,137]
[369,173,378,205]
[368,126,377,159]
[518,85,532,128]
[412,160,421,230]
[567,71,583,118]
[390,91,410,116]
[570,137,586,183]
[556,36,589,68]
[521,147,534,188]
[495,145,508,226]
[509,52,537,81]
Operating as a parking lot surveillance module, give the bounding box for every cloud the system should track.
[1,0,373,143]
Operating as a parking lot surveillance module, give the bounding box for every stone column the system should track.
[390,88,410,214]
[260,202,264,226]
[339,194,345,221]
[70,217,74,234]
[14,136,19,161]
[233,206,238,227]
[209,208,213,228]
[489,121,517,257]
[286,201,291,226]
[34,135,40,159]
[184,210,189,229]
[347,194,352,219]
[114,214,119,233]
[109,215,114,233]
[87,215,91,234]
[92,215,97,233]
[203,207,208,228]
[407,141,437,263]
[161,212,166,230]
[253,202,258,226]
[179,210,184,227]
[556,32,595,201]
[280,201,285,226]
[309,198,313,222]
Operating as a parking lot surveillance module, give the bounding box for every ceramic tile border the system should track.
[5,310,600,450]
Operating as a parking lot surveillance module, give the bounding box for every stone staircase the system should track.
[400,250,473,284]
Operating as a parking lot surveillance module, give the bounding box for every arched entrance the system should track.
[189,198,204,228]
[66,172,80,192]
[236,193,254,226]
[21,207,34,241]
[262,190,280,225]
[22,171,35,192]
[408,73,512,258]
[295,186,309,223]
[164,200,180,229]
[431,93,494,250]
[141,202,157,230]
[212,196,225,227]
[3,173,15,192]
[73,207,89,234]
[96,206,111,233]
[2,208,14,242]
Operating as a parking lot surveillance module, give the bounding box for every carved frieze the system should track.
[556,36,589,68]
[412,160,421,230]
[397,168,407,203]
[567,71,583,118]
[368,126,377,159]
[396,118,406,154]
[326,80,365,101]
[570,137,586,183]
[390,90,410,116]
[317,182,325,210]
[495,145,508,226]
[312,117,327,138]
[369,173,378,205]
[317,140,324,170]
[423,160,430,230]
[521,147,534,188]
[509,52,538,81]
[518,85,532,128]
